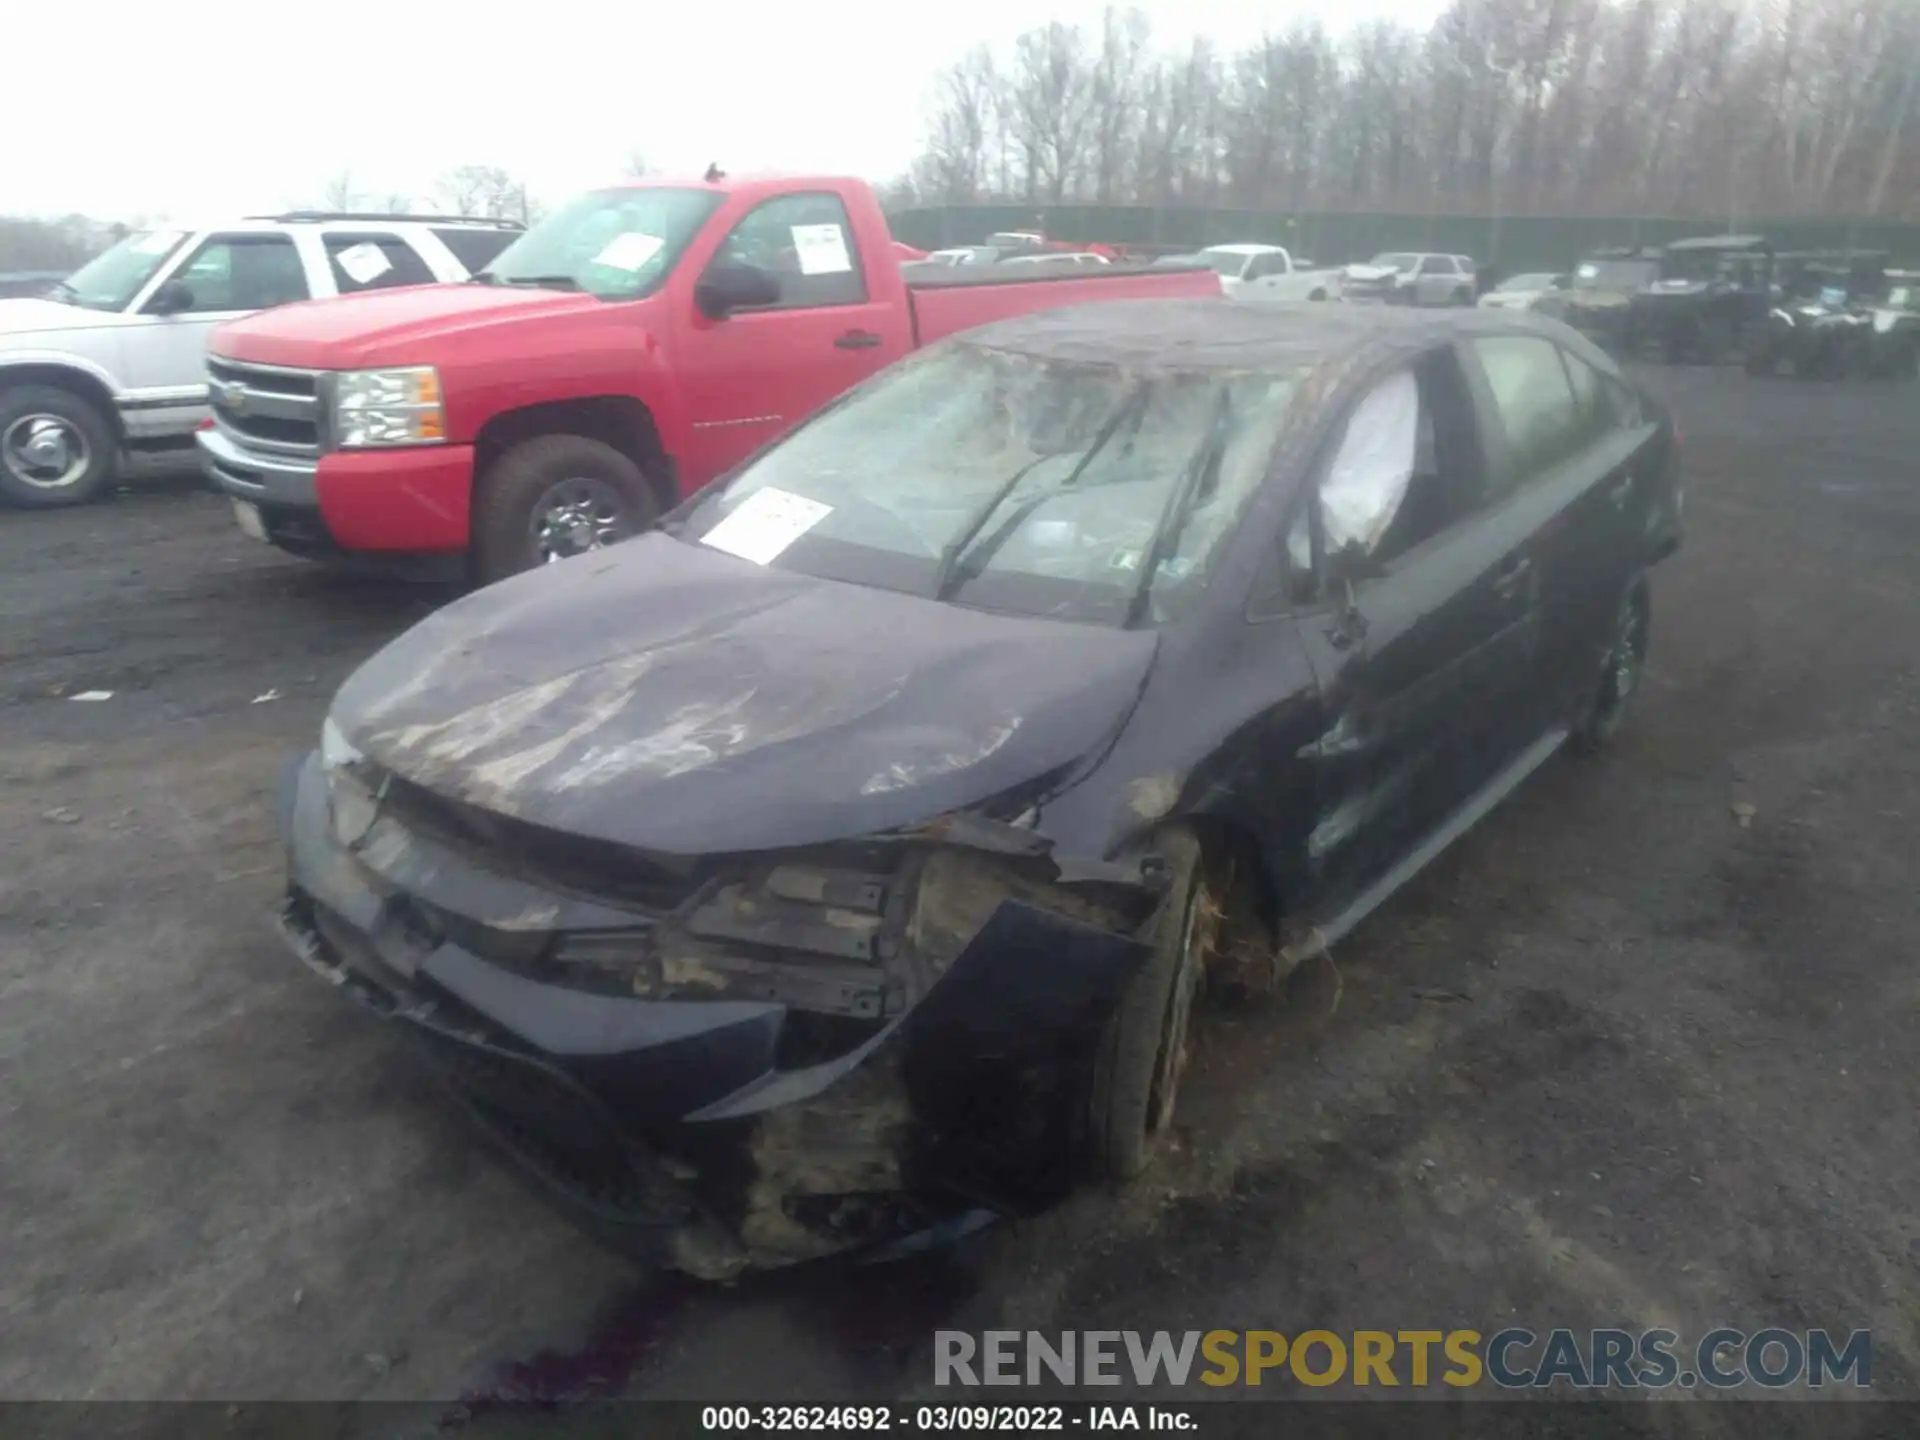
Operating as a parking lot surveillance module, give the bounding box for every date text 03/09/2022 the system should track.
[700,1406,1196,1432]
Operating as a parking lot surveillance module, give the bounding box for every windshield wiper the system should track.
[466,271,499,285]
[48,280,81,305]
[1122,387,1233,629]
[494,274,580,291]
[932,381,1150,602]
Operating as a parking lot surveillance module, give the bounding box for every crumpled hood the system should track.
[1344,264,1405,284]
[209,283,601,370]
[331,533,1158,855]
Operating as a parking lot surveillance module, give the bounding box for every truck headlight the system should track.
[319,715,363,771]
[331,366,444,448]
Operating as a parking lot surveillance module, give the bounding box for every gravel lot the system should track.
[3,369,1917,1421]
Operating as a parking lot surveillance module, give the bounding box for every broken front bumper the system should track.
[272,752,1155,1278]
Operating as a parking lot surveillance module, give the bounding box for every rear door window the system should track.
[322,235,437,293]
[1467,336,1588,489]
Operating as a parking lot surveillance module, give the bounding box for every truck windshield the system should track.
[673,341,1302,627]
[55,230,190,311]
[1573,260,1658,290]
[478,187,722,301]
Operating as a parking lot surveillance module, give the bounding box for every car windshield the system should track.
[1498,273,1556,293]
[1573,259,1658,290]
[672,341,1302,627]
[1198,249,1257,278]
[1366,253,1418,273]
[55,229,190,311]
[1661,249,1753,284]
[478,187,722,300]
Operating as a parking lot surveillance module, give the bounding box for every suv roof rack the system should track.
[248,211,528,229]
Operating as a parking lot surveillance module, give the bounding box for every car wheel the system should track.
[1572,577,1650,754]
[0,385,117,509]
[1083,828,1215,1181]
[472,434,659,586]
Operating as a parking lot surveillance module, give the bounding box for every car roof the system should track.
[1665,233,1770,252]
[958,298,1593,374]
[1201,243,1284,255]
[154,215,514,235]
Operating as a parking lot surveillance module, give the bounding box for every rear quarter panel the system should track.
[909,267,1223,345]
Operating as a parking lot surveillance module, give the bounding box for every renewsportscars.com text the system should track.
[933,1328,1872,1391]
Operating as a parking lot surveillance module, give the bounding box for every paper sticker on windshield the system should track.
[1575,263,1599,280]
[593,232,664,272]
[700,487,833,565]
[334,242,393,285]
[791,224,852,276]
[134,230,184,255]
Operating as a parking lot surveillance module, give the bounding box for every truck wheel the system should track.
[1083,828,1215,1181]
[1571,576,1650,754]
[0,385,117,509]
[472,434,659,586]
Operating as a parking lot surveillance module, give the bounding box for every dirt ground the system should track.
[2,369,1917,1420]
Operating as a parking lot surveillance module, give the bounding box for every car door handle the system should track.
[1491,555,1533,599]
[834,330,883,350]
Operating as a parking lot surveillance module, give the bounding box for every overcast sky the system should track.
[4,0,1446,223]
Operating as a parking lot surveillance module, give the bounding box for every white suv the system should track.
[0,213,522,508]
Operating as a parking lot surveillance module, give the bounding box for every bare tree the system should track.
[906,0,1920,222]
[320,172,357,211]
[436,166,541,223]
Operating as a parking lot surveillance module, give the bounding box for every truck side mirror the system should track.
[694,262,781,319]
[147,280,194,316]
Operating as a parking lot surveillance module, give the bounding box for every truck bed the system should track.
[906,263,1222,347]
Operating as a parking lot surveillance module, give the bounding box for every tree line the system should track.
[898,0,1920,221]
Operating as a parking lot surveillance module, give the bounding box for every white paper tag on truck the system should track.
[334,243,394,285]
[593,232,664,272]
[791,224,853,276]
[699,487,833,565]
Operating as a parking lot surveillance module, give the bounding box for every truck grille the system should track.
[207,356,324,454]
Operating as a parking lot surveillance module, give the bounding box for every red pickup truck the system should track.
[199,174,1221,583]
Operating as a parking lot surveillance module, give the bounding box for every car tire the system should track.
[1083,828,1214,1182]
[471,433,659,586]
[0,385,117,509]
[1572,576,1650,754]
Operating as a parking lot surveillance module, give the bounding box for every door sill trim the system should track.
[1296,726,1569,957]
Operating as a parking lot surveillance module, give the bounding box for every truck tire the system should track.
[472,434,660,586]
[1082,828,1214,1182]
[0,384,117,509]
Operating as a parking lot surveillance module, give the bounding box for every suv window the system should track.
[708,192,867,310]
[160,235,308,313]
[430,226,517,275]
[1286,346,1488,583]
[1468,336,1587,487]
[323,235,437,293]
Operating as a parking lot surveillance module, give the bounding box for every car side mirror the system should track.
[695,262,781,319]
[1325,540,1388,589]
[147,280,194,316]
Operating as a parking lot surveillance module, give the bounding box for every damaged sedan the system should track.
[274,301,1682,1279]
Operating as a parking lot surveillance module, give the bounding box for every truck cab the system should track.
[199,174,1220,584]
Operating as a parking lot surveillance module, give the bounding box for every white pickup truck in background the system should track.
[1193,243,1344,301]
[0,212,521,508]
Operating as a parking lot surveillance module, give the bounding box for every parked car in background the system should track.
[1747,260,1920,380]
[923,247,1002,267]
[0,213,523,509]
[271,299,1680,1277]
[1478,272,1567,311]
[199,174,1222,584]
[1343,253,1477,306]
[1003,252,1112,270]
[1537,248,1662,351]
[1196,244,1341,302]
[1625,234,1774,363]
